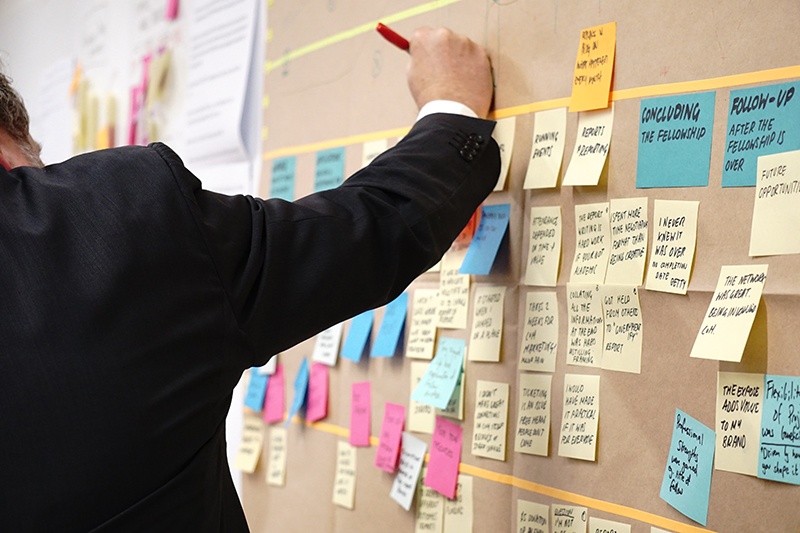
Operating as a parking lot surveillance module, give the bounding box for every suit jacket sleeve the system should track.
[159,113,500,366]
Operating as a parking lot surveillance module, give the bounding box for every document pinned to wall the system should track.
[314,147,346,192]
[569,22,616,112]
[551,505,588,533]
[350,382,371,447]
[759,375,800,485]
[443,475,473,533]
[519,291,558,373]
[411,338,466,410]
[492,116,516,191]
[471,381,510,461]
[468,286,506,362]
[514,373,552,457]
[562,106,614,186]
[407,289,439,360]
[460,204,512,275]
[262,363,285,424]
[305,363,328,423]
[606,197,649,286]
[715,372,764,476]
[244,369,269,412]
[361,138,388,169]
[233,415,265,473]
[750,149,800,256]
[270,156,295,201]
[558,374,600,461]
[390,432,428,511]
[517,500,550,533]
[566,284,604,368]
[600,285,643,374]
[644,200,699,295]
[425,416,463,499]
[266,427,288,486]
[415,472,445,533]
[524,107,568,189]
[285,358,310,427]
[438,247,471,329]
[589,518,630,533]
[409,362,436,434]
[332,441,357,509]
[311,323,343,367]
[371,292,409,357]
[436,356,466,421]
[570,202,611,283]
[340,310,373,363]
[525,206,562,287]
[374,403,406,473]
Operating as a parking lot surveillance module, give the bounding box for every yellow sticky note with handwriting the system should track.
[569,22,616,112]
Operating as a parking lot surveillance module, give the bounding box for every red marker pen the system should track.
[376,23,409,52]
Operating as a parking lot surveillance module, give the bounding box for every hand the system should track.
[406,27,493,119]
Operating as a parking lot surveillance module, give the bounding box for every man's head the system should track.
[0,70,43,169]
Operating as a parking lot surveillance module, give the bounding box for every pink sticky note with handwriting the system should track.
[350,382,371,447]
[262,364,285,424]
[374,402,406,472]
[425,416,463,499]
[306,363,329,423]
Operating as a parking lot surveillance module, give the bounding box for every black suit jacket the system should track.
[0,113,499,532]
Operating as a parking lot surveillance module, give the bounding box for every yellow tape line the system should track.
[265,0,463,74]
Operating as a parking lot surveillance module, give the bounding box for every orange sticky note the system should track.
[569,22,616,112]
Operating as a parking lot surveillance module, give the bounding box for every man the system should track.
[0,27,499,531]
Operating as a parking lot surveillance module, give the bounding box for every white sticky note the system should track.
[311,323,343,366]
[519,291,558,373]
[525,107,568,189]
[517,499,550,533]
[690,264,768,362]
[589,517,630,533]
[563,105,614,187]
[558,374,600,461]
[407,289,439,360]
[332,441,357,509]
[257,356,278,375]
[715,371,764,476]
[409,362,436,434]
[600,285,643,374]
[361,138,388,169]
[468,286,506,362]
[471,381,510,461]
[645,200,699,295]
[606,197,649,286]
[438,249,470,329]
[266,427,288,486]
[390,432,428,511]
[525,206,562,287]
[415,473,445,533]
[492,116,516,191]
[443,475,473,533]
[514,373,552,457]
[233,415,265,474]
[750,150,800,256]
[551,505,588,533]
[566,283,604,368]
[651,528,674,533]
[571,202,611,283]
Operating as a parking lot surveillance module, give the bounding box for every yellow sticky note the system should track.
[566,283,604,368]
[570,202,611,283]
[407,289,439,360]
[517,500,550,533]
[266,427,288,486]
[525,206,562,287]
[361,139,388,169]
[408,362,436,434]
[715,371,764,477]
[415,472,445,533]
[524,107,568,189]
[569,22,616,112]
[551,505,588,532]
[606,197,649,286]
[332,441,357,509]
[562,105,614,186]
[589,517,630,533]
[443,475,473,533]
[514,374,552,456]
[492,116,516,191]
[437,249,470,329]
[471,380,510,461]
[519,291,558,372]
[468,286,506,362]
[233,415,265,473]
[600,285,643,374]
[644,200,699,295]
[750,149,800,256]
[558,374,600,461]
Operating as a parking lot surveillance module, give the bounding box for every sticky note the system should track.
[492,116,516,191]
[644,200,699,294]
[551,505,588,533]
[233,415,265,473]
[409,362,436,434]
[406,289,439,360]
[262,363,285,424]
[566,284,603,368]
[244,369,269,412]
[270,156,295,201]
[750,149,800,256]
[525,206,562,287]
[350,382,371,447]
[257,357,277,375]
[558,374,600,461]
[438,246,470,329]
[525,107,568,189]
[306,363,328,423]
[266,427,288,486]
[689,264,768,362]
[285,358,309,427]
[660,409,715,525]
[468,286,506,362]
[460,204,511,275]
[563,106,614,186]
[569,22,616,112]
[723,81,800,187]
[636,92,716,188]
[332,441,357,509]
[436,357,465,421]
[415,472,445,532]
[411,338,466,409]
[570,202,610,283]
[340,310,373,363]
[519,291,558,372]
[589,518,630,533]
[515,373,552,457]
[390,432,428,511]
[311,323,343,367]
[600,285,643,374]
[471,380,510,461]
[759,375,800,485]
[606,197,649,286]
[361,138,388,168]
[425,416,463,499]
[716,372,764,476]
[314,146,345,192]
[517,500,549,533]
[371,292,408,357]
[374,402,406,473]
[443,475,473,533]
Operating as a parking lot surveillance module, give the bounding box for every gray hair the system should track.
[0,69,43,167]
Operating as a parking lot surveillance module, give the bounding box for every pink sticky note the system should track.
[425,416,463,499]
[306,363,329,423]
[374,402,406,472]
[262,364,285,424]
[165,0,179,19]
[350,382,371,447]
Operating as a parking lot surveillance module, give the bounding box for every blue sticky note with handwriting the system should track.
[243,370,269,412]
[459,204,511,275]
[636,92,715,188]
[341,310,374,363]
[659,409,715,526]
[723,81,800,187]
[758,375,800,485]
[270,156,295,201]
[285,358,310,427]
[371,293,408,357]
[410,338,465,410]
[314,147,345,192]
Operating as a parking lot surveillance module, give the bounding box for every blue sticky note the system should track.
[723,81,800,187]
[410,338,465,410]
[371,293,409,357]
[340,310,374,363]
[243,370,269,412]
[270,156,295,201]
[758,375,800,485]
[314,147,345,192]
[285,358,310,427]
[636,92,716,188]
[459,204,511,275]
[659,409,715,526]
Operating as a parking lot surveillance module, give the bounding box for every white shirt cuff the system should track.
[416,100,479,122]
